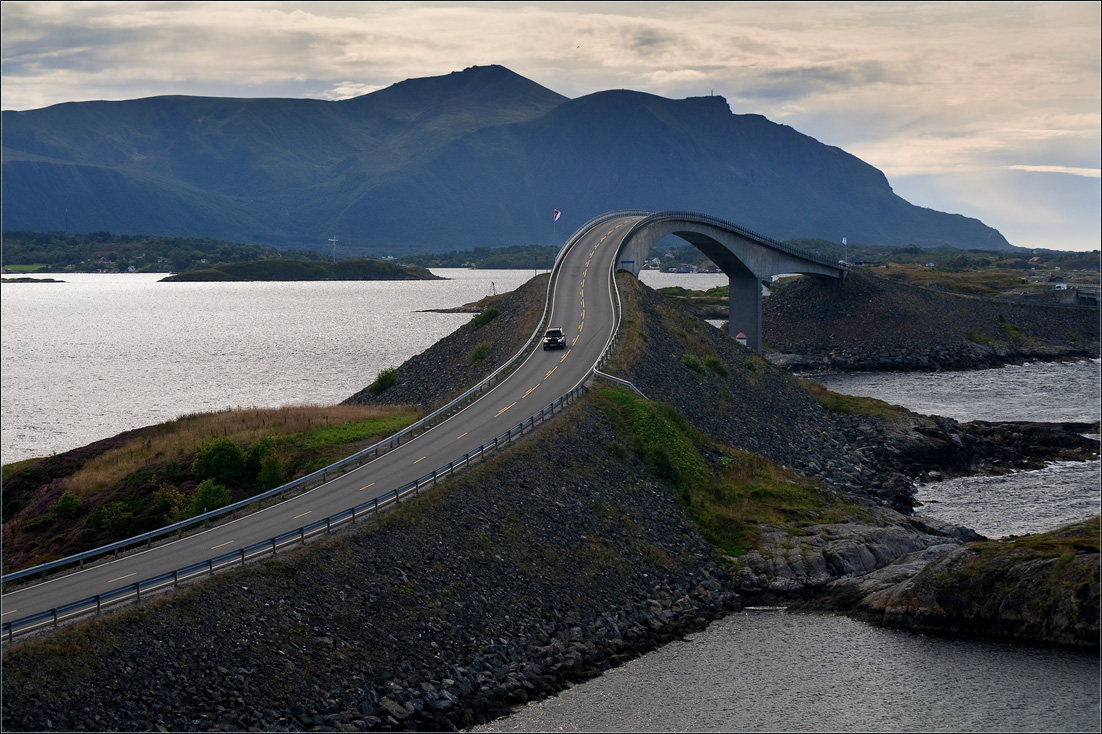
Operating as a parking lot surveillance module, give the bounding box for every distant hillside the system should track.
[2,65,1012,253]
[160,258,440,282]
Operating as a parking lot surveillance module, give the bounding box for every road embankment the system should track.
[2,273,1097,732]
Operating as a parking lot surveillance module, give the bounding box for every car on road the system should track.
[543,327,566,350]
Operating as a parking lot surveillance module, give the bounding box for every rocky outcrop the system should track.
[732,510,984,604]
[762,270,1099,372]
[848,519,1100,649]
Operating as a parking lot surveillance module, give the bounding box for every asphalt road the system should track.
[1,214,645,631]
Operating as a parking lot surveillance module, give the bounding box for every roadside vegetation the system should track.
[801,380,912,420]
[1,404,420,573]
[592,385,869,557]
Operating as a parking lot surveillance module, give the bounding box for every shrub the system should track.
[192,437,247,485]
[367,367,398,395]
[190,479,231,516]
[49,491,82,520]
[85,501,134,532]
[468,342,492,366]
[23,516,52,532]
[256,454,287,491]
[704,355,729,377]
[151,484,191,524]
[681,353,705,374]
[469,306,499,329]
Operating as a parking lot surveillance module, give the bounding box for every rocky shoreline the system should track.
[2,273,1098,732]
[761,270,1099,372]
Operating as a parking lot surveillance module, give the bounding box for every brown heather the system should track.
[62,404,413,497]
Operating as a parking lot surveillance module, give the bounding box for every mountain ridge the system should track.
[1,65,1012,253]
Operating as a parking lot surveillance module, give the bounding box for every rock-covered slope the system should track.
[762,270,1100,371]
[2,274,1097,732]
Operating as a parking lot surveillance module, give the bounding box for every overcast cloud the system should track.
[2,1,1098,251]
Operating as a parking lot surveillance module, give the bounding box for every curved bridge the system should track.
[615,211,847,352]
[1,209,840,639]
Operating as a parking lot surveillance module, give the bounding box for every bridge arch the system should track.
[614,211,846,353]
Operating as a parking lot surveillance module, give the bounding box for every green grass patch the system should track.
[469,306,499,329]
[705,355,729,377]
[970,517,1100,560]
[681,353,705,374]
[965,330,1001,346]
[592,387,708,487]
[683,450,832,556]
[286,410,420,452]
[367,367,398,395]
[590,386,867,559]
[802,380,910,419]
[468,342,492,366]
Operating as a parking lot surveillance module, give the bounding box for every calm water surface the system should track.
[1,270,536,464]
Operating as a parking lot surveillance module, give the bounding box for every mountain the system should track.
[1,65,1011,254]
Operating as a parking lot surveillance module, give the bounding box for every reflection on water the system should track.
[479,612,1101,733]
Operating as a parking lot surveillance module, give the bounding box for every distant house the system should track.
[1029,256,1046,266]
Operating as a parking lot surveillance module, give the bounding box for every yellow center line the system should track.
[572,335,579,346]
[495,402,517,417]
[581,309,585,319]
[359,482,376,491]
[560,349,571,362]
[545,366,557,379]
[414,456,426,464]
[523,383,540,398]
[293,510,312,520]
[583,268,587,278]
[211,540,234,550]
[109,573,137,584]
[1,609,17,617]
[455,432,467,440]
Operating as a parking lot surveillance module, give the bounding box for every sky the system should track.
[2,1,1099,252]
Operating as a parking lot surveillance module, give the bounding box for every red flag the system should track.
[553,209,561,222]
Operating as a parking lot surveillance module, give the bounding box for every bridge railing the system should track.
[2,383,590,643]
[624,210,849,274]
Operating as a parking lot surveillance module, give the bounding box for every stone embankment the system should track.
[3,273,1098,732]
[762,270,1099,372]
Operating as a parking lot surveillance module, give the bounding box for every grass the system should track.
[367,367,398,395]
[802,380,911,419]
[877,264,1039,297]
[970,517,1100,560]
[469,306,499,329]
[59,404,419,498]
[591,385,867,558]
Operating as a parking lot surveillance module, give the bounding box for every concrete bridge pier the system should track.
[729,276,764,353]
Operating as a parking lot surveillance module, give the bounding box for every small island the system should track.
[159,258,442,282]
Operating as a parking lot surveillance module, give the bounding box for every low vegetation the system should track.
[593,385,867,557]
[469,306,500,329]
[1,403,420,572]
[802,380,912,419]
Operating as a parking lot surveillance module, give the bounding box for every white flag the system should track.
[553,209,561,222]
[842,237,847,245]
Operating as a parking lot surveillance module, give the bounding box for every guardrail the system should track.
[1,211,650,642]
[2,386,589,643]
[1,212,647,589]
[623,210,849,274]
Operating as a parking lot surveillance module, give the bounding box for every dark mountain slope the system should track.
[2,65,1010,252]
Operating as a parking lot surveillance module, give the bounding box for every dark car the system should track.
[543,327,566,350]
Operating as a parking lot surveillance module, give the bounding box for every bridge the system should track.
[614,211,847,352]
[1,211,843,639]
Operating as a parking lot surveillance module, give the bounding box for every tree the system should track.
[190,479,231,516]
[192,438,247,485]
